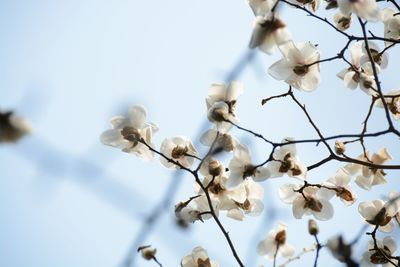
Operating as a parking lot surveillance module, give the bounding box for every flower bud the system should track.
[137,245,156,260]
[308,219,319,235]
[335,140,346,155]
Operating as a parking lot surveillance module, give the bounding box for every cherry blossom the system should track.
[100,105,158,161]
[360,237,397,267]
[160,136,198,169]
[228,144,271,187]
[267,139,307,179]
[257,223,295,260]
[337,0,381,21]
[249,14,291,55]
[268,41,320,91]
[181,246,219,267]
[279,183,334,220]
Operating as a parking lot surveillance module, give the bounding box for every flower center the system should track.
[121,127,141,147]
[171,145,189,159]
[243,164,256,178]
[304,197,323,212]
[293,65,309,76]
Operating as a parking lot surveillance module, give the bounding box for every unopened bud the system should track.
[137,245,156,260]
[335,140,346,155]
[308,219,319,235]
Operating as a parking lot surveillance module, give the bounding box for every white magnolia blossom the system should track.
[100,105,158,161]
[257,223,295,260]
[268,139,307,179]
[160,136,198,169]
[138,245,157,261]
[249,14,291,54]
[0,111,32,143]
[248,0,277,16]
[200,128,239,152]
[337,42,379,95]
[382,8,400,46]
[361,237,397,267]
[358,198,400,232]
[206,82,243,132]
[337,0,381,21]
[323,168,357,206]
[226,179,265,220]
[360,41,389,69]
[199,158,225,177]
[175,195,219,223]
[268,41,320,92]
[228,144,271,187]
[375,89,400,120]
[334,12,352,31]
[181,246,219,267]
[279,183,334,220]
[345,148,392,190]
[287,0,320,12]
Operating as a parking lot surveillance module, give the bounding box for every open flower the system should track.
[181,247,219,267]
[358,198,399,232]
[206,82,243,132]
[0,110,31,143]
[375,89,400,120]
[175,195,219,223]
[268,41,320,91]
[228,144,271,187]
[337,0,381,21]
[323,168,357,206]
[334,12,352,31]
[279,183,334,220]
[100,105,158,161]
[345,148,392,190]
[248,0,277,16]
[200,128,239,152]
[160,136,198,169]
[382,8,400,46]
[361,237,397,267]
[360,41,389,69]
[249,14,291,55]
[257,223,295,260]
[267,139,307,180]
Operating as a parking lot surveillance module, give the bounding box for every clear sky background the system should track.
[0,0,399,267]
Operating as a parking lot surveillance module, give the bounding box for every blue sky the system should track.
[0,0,399,266]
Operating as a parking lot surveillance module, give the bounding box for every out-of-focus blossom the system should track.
[337,0,381,21]
[200,128,239,152]
[248,0,277,16]
[268,41,320,91]
[334,12,352,31]
[100,105,158,161]
[0,110,31,143]
[160,136,198,169]
[382,8,400,46]
[360,237,397,267]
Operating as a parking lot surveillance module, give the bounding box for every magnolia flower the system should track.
[334,12,352,31]
[345,148,392,190]
[327,236,355,264]
[249,14,291,54]
[206,82,243,132]
[382,8,400,46]
[226,179,265,220]
[228,144,271,187]
[175,195,219,223]
[160,136,198,169]
[287,0,320,12]
[267,139,307,179]
[358,199,399,232]
[199,158,225,177]
[337,0,381,21]
[0,110,31,143]
[360,237,397,267]
[322,168,357,206]
[248,0,277,16]
[257,224,295,260]
[375,89,400,120]
[100,105,158,161]
[360,41,389,69]
[268,41,320,91]
[200,128,239,152]
[181,246,219,267]
[279,183,334,220]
